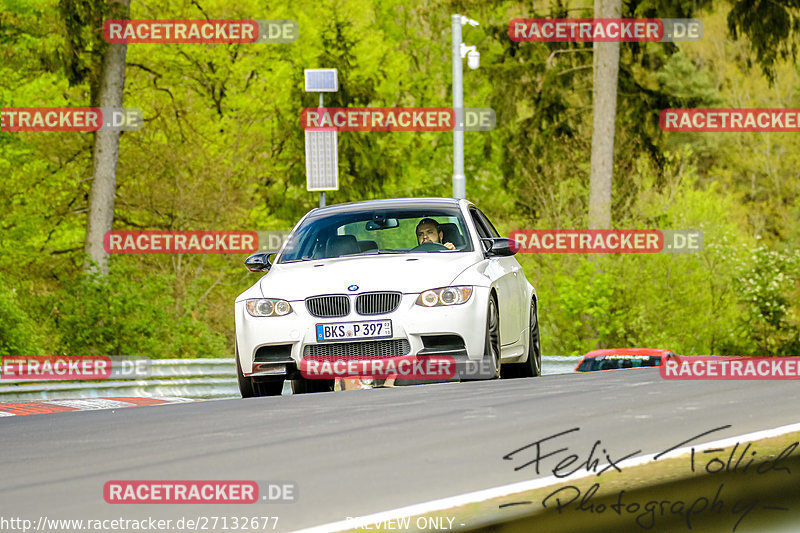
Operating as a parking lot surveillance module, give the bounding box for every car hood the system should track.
[259,253,480,300]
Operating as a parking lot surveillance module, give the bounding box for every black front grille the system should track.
[306,295,350,318]
[356,292,401,315]
[303,339,411,357]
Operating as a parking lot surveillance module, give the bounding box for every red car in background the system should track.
[574,348,678,372]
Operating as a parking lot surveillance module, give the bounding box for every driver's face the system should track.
[416,223,441,245]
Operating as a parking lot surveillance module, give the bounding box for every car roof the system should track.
[305,197,470,218]
[582,348,674,359]
[574,348,675,372]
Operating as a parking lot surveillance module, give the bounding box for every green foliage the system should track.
[730,244,800,355]
[527,149,759,356]
[544,258,624,355]
[727,0,800,83]
[656,51,722,107]
[54,264,229,357]
[0,280,42,355]
[1,0,799,358]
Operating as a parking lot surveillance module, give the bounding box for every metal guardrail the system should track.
[0,359,239,401]
[542,355,582,375]
[0,357,578,401]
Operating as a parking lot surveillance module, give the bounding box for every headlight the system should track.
[246,299,293,317]
[415,286,472,307]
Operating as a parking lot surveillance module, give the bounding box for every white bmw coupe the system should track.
[234,198,540,397]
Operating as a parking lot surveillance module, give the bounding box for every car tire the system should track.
[501,298,541,379]
[461,294,500,382]
[236,342,255,398]
[485,295,502,379]
[291,378,335,394]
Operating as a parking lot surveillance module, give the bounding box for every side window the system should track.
[475,209,501,238]
[469,208,491,239]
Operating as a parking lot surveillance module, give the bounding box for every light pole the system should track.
[451,14,479,200]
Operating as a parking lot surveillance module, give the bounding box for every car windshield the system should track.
[279,206,473,262]
[577,355,662,371]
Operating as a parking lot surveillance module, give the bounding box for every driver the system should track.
[415,218,455,250]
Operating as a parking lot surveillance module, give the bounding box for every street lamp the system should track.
[463,45,480,70]
[451,14,479,200]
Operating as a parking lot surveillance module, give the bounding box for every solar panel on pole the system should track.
[303,68,339,203]
[305,129,338,191]
[304,69,338,92]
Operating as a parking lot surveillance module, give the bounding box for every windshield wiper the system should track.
[363,250,408,255]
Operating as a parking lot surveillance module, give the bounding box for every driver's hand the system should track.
[444,242,455,250]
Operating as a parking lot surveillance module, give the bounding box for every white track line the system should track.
[291,422,800,532]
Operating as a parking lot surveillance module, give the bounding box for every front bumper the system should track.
[235,288,490,378]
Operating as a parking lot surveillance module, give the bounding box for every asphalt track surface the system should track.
[0,369,797,532]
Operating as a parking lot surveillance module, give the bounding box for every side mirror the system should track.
[481,238,516,257]
[245,252,276,272]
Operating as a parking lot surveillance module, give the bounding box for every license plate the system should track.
[315,320,392,342]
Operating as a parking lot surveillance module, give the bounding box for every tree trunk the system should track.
[83,0,130,275]
[588,0,621,229]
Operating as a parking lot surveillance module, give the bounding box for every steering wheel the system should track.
[411,242,449,252]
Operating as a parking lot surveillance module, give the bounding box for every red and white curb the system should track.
[0,397,196,417]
